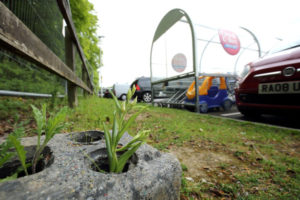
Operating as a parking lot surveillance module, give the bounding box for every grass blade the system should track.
[103,122,115,171]
[112,112,119,148]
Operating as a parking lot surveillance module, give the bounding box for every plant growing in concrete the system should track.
[31,104,68,173]
[102,86,149,173]
[0,105,67,181]
[0,127,26,182]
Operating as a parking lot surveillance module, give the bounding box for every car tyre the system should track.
[142,92,152,103]
[120,94,127,101]
[222,99,232,111]
[200,103,208,113]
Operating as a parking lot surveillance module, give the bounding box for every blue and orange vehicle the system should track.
[184,76,233,113]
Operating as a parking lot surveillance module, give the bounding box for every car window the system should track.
[138,79,150,87]
[268,38,300,54]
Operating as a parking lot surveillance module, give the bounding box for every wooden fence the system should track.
[0,0,94,107]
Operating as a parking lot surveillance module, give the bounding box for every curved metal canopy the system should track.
[153,9,186,43]
[150,8,261,113]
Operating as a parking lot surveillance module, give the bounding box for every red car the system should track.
[235,38,300,117]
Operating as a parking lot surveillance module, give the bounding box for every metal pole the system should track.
[150,42,154,106]
[98,36,104,97]
[183,13,199,113]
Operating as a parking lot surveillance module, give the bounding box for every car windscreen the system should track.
[268,38,300,54]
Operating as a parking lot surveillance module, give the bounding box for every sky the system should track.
[89,0,300,87]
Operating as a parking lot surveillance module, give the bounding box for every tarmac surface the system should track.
[207,105,300,130]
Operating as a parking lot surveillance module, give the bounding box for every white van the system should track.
[113,83,130,100]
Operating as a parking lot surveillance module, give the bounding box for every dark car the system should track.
[130,77,152,103]
[235,38,300,117]
[103,87,113,98]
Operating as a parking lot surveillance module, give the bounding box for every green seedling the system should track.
[8,134,28,176]
[0,127,30,182]
[0,127,24,168]
[31,104,68,173]
[102,86,149,173]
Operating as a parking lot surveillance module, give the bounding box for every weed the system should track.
[0,104,67,182]
[30,104,68,173]
[181,163,188,172]
[219,162,229,170]
[102,87,149,173]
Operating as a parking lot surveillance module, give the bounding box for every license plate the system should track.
[259,81,300,94]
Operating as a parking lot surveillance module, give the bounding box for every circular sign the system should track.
[171,53,187,73]
[218,29,240,55]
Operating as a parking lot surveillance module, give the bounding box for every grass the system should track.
[1,96,300,199]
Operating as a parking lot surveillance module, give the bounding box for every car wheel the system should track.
[222,99,232,111]
[120,94,126,101]
[142,92,152,103]
[200,103,208,113]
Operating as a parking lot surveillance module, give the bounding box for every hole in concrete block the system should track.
[87,148,138,173]
[70,131,104,145]
[0,145,54,179]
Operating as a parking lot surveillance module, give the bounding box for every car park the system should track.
[235,38,300,117]
[130,77,152,103]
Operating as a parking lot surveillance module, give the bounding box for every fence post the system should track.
[82,64,88,96]
[65,26,77,108]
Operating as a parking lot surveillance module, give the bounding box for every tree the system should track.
[69,0,102,92]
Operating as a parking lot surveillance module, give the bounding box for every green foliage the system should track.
[181,163,188,172]
[0,0,66,94]
[8,134,28,176]
[58,96,300,199]
[0,50,65,95]
[31,104,68,173]
[0,105,67,182]
[0,128,24,168]
[0,127,25,182]
[69,0,102,91]
[102,86,149,173]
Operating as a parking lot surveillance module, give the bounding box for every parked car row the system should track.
[101,37,300,117]
[100,77,152,103]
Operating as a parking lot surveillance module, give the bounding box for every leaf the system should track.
[116,107,146,143]
[32,106,67,173]
[0,173,18,183]
[31,104,46,148]
[116,141,143,173]
[0,127,24,168]
[116,130,149,152]
[111,112,119,148]
[44,106,67,144]
[102,122,115,171]
[110,90,121,112]
[0,153,14,168]
[8,135,28,176]
[126,88,132,103]
[31,104,45,135]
